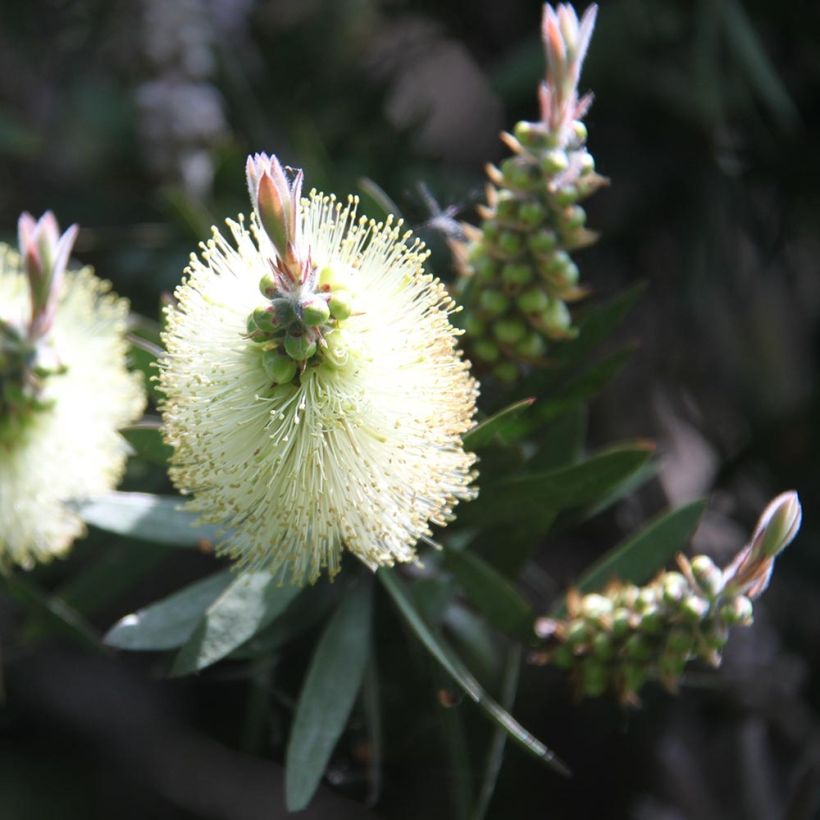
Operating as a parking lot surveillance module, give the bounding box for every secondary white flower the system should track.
[0,213,146,568]
[160,154,478,585]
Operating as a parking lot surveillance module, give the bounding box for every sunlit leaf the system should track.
[104,570,233,651]
[171,572,301,675]
[76,492,218,548]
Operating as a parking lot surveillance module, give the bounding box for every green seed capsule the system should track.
[284,332,317,361]
[479,289,509,316]
[301,296,331,326]
[328,291,354,321]
[493,319,526,345]
[262,352,298,384]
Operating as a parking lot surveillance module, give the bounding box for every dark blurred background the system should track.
[1,0,819,818]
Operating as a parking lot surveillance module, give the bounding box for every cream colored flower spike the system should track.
[0,221,146,569]
[160,154,479,585]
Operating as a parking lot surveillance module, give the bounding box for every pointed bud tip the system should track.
[753,491,802,559]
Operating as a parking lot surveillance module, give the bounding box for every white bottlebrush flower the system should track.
[0,214,146,569]
[160,154,478,585]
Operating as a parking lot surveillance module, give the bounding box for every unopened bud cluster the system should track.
[534,491,801,703]
[246,264,355,386]
[454,4,603,383]
[534,554,755,703]
[0,212,76,445]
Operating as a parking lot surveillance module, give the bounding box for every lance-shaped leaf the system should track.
[75,492,219,547]
[464,398,535,451]
[285,585,373,811]
[171,572,302,675]
[380,569,568,775]
[104,570,234,651]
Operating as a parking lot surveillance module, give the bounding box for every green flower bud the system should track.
[662,572,688,605]
[541,149,569,175]
[616,585,640,609]
[591,632,614,660]
[639,605,664,635]
[659,652,686,682]
[259,273,278,299]
[565,619,589,649]
[301,296,331,326]
[464,314,485,337]
[494,319,527,345]
[479,289,509,316]
[582,660,608,697]
[540,300,572,338]
[492,362,519,383]
[481,220,499,244]
[473,256,496,282]
[702,624,729,652]
[515,332,546,360]
[611,607,632,638]
[555,186,579,206]
[328,291,354,321]
[691,555,724,598]
[513,120,544,148]
[519,202,546,227]
[496,194,518,223]
[501,263,532,287]
[581,593,613,623]
[562,205,587,231]
[680,594,709,624]
[474,339,500,363]
[578,152,595,175]
[665,628,694,658]
[284,332,317,361]
[552,645,574,669]
[323,329,351,369]
[749,491,802,561]
[620,663,646,695]
[624,633,652,661]
[720,595,754,627]
[571,120,588,145]
[262,351,298,384]
[528,229,558,257]
[251,305,278,335]
[517,288,549,314]
[498,231,524,258]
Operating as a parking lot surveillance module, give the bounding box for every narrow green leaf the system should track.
[75,492,219,548]
[104,570,233,651]
[286,585,373,811]
[171,572,301,675]
[463,398,536,451]
[471,645,522,820]
[443,548,534,640]
[380,569,568,775]
[721,0,798,130]
[461,445,653,528]
[529,404,587,471]
[553,500,707,617]
[123,426,173,466]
